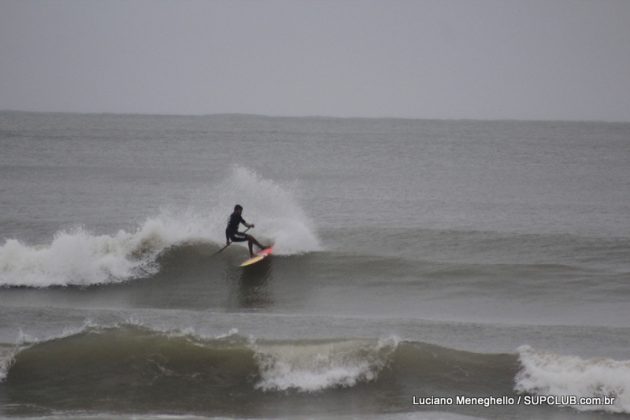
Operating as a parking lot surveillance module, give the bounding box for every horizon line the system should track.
[1,109,628,125]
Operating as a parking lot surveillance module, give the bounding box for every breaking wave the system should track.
[516,345,630,414]
[253,336,398,392]
[0,166,321,287]
[2,324,397,394]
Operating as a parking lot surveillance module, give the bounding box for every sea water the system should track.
[1,112,629,419]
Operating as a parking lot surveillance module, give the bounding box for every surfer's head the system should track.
[234,204,243,214]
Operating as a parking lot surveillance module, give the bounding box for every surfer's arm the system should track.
[240,217,254,229]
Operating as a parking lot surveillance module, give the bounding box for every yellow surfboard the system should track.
[240,247,273,267]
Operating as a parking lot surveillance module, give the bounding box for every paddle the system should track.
[212,226,251,256]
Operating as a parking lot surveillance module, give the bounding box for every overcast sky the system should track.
[1,0,629,121]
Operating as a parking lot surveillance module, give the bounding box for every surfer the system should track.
[226,204,266,257]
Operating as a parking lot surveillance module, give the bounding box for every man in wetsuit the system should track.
[226,204,266,257]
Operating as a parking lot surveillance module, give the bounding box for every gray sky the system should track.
[1,0,630,121]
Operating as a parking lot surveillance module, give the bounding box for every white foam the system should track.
[0,346,16,382]
[516,345,630,414]
[0,166,320,287]
[0,216,186,287]
[206,166,322,255]
[253,336,398,392]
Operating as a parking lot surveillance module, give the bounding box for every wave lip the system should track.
[515,345,630,414]
[253,336,399,392]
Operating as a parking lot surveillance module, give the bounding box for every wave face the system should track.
[0,167,320,287]
[2,324,628,416]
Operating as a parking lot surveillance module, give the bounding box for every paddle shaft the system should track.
[213,226,251,256]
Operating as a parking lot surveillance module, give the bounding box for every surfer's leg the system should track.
[248,235,265,250]
[247,238,254,257]
[230,232,248,243]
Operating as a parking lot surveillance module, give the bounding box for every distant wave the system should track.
[1,323,627,415]
[0,166,321,287]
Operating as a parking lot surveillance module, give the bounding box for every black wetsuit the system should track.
[226,212,248,243]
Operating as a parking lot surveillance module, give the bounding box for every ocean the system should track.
[0,111,629,419]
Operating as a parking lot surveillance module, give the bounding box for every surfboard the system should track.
[240,247,273,267]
